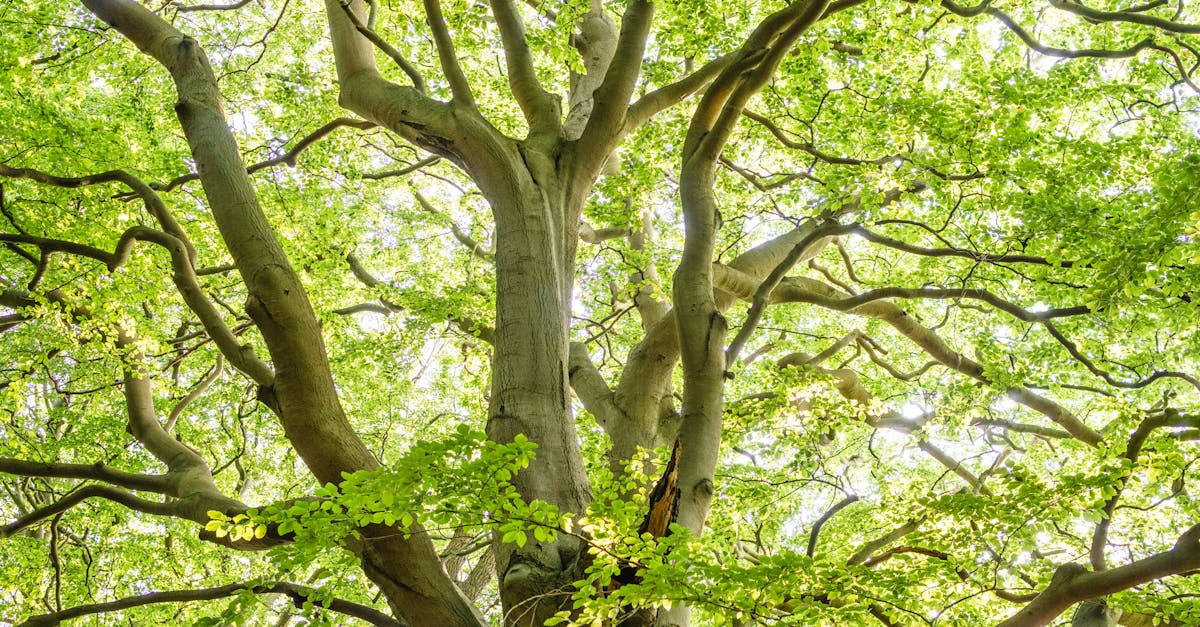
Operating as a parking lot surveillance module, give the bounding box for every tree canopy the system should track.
[4,0,1200,625]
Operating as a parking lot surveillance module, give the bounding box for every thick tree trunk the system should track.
[481,144,593,626]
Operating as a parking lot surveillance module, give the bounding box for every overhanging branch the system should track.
[17,581,404,627]
[997,525,1200,627]
[0,459,169,493]
[0,485,177,539]
[490,0,558,131]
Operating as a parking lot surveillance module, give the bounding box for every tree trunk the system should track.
[481,142,593,626]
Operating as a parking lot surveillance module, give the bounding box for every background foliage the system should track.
[5,0,1200,625]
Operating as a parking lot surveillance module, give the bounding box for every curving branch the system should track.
[568,341,620,432]
[1049,0,1200,34]
[862,545,1037,603]
[0,312,29,333]
[1,484,177,539]
[625,53,737,131]
[119,227,274,386]
[727,222,859,365]
[857,338,938,381]
[848,517,926,565]
[715,265,1104,445]
[919,440,988,493]
[0,233,114,266]
[576,0,654,152]
[345,252,495,342]
[864,546,971,581]
[79,0,397,522]
[0,164,274,385]
[325,0,472,165]
[668,16,840,622]
[337,2,426,91]
[363,155,441,180]
[796,286,1089,321]
[973,418,1072,440]
[151,117,378,194]
[776,348,987,491]
[0,163,195,263]
[724,222,1090,367]
[413,190,493,260]
[1044,322,1200,393]
[578,221,628,244]
[684,0,832,162]
[165,354,225,432]
[119,339,254,518]
[997,524,1200,627]
[490,0,558,132]
[423,0,475,105]
[1090,409,1200,571]
[17,581,403,627]
[807,494,859,557]
[943,0,1157,59]
[626,203,670,333]
[173,0,253,11]
[848,223,1075,268]
[8,251,269,392]
[744,110,989,181]
[744,109,903,167]
[0,459,169,493]
[332,302,392,316]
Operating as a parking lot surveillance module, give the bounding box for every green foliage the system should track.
[212,427,566,567]
[5,0,1200,625]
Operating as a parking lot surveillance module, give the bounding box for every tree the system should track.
[3,0,1200,624]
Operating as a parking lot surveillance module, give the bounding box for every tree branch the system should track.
[0,226,273,386]
[793,286,1090,321]
[118,227,275,386]
[578,220,628,243]
[849,223,1074,268]
[336,2,426,92]
[626,53,737,131]
[1090,409,1200,571]
[17,581,404,627]
[489,0,559,132]
[362,155,441,180]
[412,190,493,260]
[848,518,926,565]
[173,0,253,12]
[724,225,1090,367]
[325,0,470,165]
[715,266,1104,445]
[0,459,169,493]
[807,494,859,557]
[613,219,840,462]
[726,222,859,365]
[0,233,115,266]
[165,354,224,432]
[577,0,654,152]
[943,0,1157,59]
[776,349,986,491]
[345,252,494,342]
[1,485,177,539]
[1044,321,1200,393]
[1050,0,1200,34]
[423,0,475,105]
[973,418,1072,440]
[997,525,1200,627]
[568,341,620,431]
[151,117,378,194]
[0,163,195,263]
